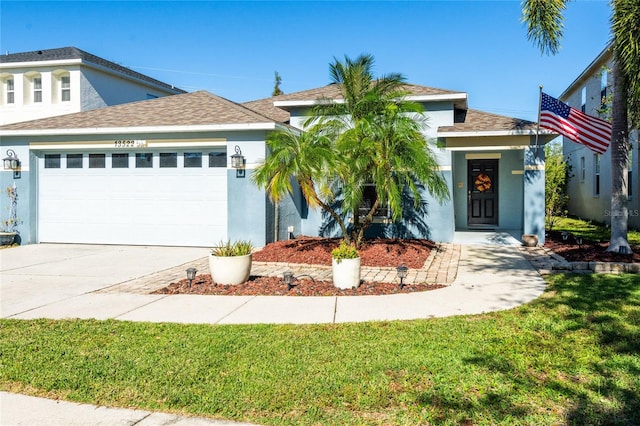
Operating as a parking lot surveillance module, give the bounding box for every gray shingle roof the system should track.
[0,47,185,94]
[0,91,276,131]
[243,83,465,123]
[439,109,538,133]
[242,96,292,123]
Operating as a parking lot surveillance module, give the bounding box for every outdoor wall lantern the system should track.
[3,149,21,179]
[230,145,245,178]
[396,265,409,289]
[186,267,198,288]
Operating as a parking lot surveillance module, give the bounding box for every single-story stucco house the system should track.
[0,84,555,247]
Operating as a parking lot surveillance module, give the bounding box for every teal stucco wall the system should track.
[453,150,525,232]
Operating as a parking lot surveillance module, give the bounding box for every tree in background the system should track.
[522,0,640,253]
[272,71,284,96]
[544,142,571,231]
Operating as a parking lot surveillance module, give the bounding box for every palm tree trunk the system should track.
[606,59,632,253]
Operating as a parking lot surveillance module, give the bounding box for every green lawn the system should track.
[550,216,640,245]
[1,273,639,425]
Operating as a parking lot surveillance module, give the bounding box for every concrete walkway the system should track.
[1,241,543,324]
[0,234,546,425]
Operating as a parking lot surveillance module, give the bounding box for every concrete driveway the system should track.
[0,244,209,318]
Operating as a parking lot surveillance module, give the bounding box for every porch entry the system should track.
[468,159,498,227]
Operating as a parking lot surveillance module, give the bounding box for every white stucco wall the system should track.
[0,66,81,125]
[1,62,181,125]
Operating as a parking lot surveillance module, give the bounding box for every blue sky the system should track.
[1,0,611,121]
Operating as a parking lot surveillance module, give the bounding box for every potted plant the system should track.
[1,185,19,246]
[331,240,361,289]
[209,239,254,285]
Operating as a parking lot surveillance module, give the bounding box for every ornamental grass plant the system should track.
[210,240,253,257]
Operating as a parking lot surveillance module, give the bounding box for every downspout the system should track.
[274,202,279,242]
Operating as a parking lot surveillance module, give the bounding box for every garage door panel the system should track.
[39,152,228,246]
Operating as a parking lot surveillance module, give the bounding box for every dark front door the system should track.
[468,159,498,227]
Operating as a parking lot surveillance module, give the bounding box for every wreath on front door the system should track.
[474,173,492,192]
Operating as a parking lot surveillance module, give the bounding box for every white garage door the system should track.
[38,150,228,246]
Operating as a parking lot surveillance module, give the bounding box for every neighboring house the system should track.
[0,83,555,247]
[560,44,640,228]
[0,47,185,125]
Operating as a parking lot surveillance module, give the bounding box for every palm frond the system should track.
[521,0,568,55]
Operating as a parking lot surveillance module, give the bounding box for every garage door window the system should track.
[136,153,153,168]
[45,154,61,168]
[184,152,202,168]
[209,152,226,167]
[66,154,83,168]
[89,154,106,168]
[112,153,129,168]
[160,153,177,168]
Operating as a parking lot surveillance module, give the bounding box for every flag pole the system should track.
[535,85,543,155]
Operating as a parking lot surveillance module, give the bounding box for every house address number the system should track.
[114,140,147,148]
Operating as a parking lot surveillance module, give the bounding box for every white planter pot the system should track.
[209,253,252,285]
[332,257,361,289]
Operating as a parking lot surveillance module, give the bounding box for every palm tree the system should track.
[310,54,449,246]
[254,54,449,247]
[337,102,449,246]
[251,125,351,239]
[522,0,640,253]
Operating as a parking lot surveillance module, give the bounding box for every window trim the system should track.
[33,76,42,103]
[5,78,14,104]
[61,75,71,102]
[135,152,154,168]
[111,153,129,168]
[88,153,106,169]
[594,153,601,196]
[359,183,390,222]
[183,152,203,168]
[159,152,178,168]
[208,151,226,168]
[66,153,83,169]
[44,154,61,169]
[628,148,633,199]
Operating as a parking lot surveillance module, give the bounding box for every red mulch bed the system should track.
[154,237,443,296]
[253,236,435,269]
[154,275,444,297]
[545,230,640,263]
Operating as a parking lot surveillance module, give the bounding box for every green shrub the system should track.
[331,240,359,262]
[211,240,253,256]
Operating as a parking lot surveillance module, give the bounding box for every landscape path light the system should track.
[282,271,314,291]
[396,265,409,289]
[186,267,197,288]
[283,271,294,290]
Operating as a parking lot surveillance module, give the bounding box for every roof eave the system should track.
[0,58,82,69]
[0,122,282,137]
[437,129,556,138]
[559,42,613,101]
[274,93,469,111]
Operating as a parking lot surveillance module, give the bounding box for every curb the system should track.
[519,246,640,275]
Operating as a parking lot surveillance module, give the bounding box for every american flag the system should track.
[539,92,612,154]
